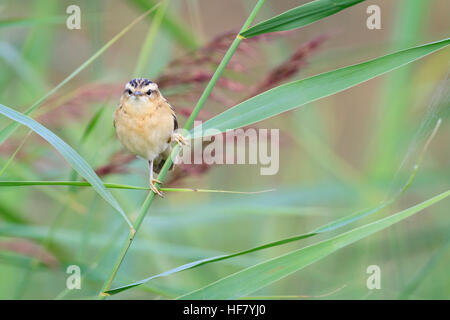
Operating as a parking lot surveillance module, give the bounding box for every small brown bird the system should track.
[114,78,186,196]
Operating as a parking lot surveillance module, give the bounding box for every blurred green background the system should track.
[0,0,449,299]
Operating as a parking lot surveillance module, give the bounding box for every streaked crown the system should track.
[124,78,158,96]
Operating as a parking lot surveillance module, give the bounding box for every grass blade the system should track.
[105,232,316,295]
[0,103,133,230]
[0,180,274,194]
[105,202,388,295]
[240,0,366,38]
[190,38,450,139]
[179,190,450,299]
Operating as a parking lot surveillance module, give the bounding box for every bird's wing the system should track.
[166,101,178,131]
[173,113,178,131]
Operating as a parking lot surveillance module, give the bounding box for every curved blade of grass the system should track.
[0,180,274,194]
[0,103,133,230]
[106,203,386,295]
[105,232,316,295]
[0,4,160,146]
[190,38,450,139]
[179,190,450,299]
[240,0,366,38]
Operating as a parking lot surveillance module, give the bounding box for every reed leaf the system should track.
[240,0,366,38]
[179,190,450,299]
[190,38,450,139]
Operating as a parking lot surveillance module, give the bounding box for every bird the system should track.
[114,78,186,197]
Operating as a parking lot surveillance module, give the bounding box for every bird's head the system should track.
[121,78,160,105]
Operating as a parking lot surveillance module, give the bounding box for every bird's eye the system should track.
[146,90,152,95]
[127,89,132,95]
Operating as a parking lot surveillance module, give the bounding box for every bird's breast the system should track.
[114,102,174,160]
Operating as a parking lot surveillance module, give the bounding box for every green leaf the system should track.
[0,103,133,230]
[190,38,450,139]
[240,0,366,38]
[105,201,388,295]
[179,190,450,299]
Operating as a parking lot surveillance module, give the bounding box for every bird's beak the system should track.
[134,91,143,96]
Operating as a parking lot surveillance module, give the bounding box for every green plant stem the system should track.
[0,180,274,194]
[99,0,266,296]
[134,0,169,76]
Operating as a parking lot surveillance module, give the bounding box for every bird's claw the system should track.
[152,178,162,185]
[172,133,189,146]
[150,180,164,197]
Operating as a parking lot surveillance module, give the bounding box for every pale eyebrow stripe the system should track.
[148,83,158,90]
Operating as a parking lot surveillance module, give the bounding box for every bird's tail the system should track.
[152,146,174,174]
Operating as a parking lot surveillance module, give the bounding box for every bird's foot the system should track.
[172,133,189,147]
[150,179,164,197]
